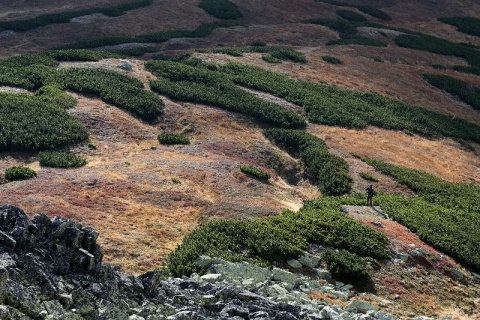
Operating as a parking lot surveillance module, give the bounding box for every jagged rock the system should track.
[272,268,297,290]
[313,268,332,280]
[298,253,321,269]
[209,260,272,285]
[220,303,249,318]
[0,205,427,320]
[139,270,164,295]
[345,300,378,313]
[194,256,225,270]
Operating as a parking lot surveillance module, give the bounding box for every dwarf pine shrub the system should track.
[322,56,343,64]
[39,151,87,168]
[157,133,190,145]
[5,166,37,181]
[239,164,270,180]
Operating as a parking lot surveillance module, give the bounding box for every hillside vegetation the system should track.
[0,0,153,32]
[351,157,480,272]
[167,199,389,277]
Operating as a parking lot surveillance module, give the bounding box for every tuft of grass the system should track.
[39,151,87,168]
[157,133,190,145]
[359,172,378,182]
[322,55,343,64]
[262,55,282,63]
[239,164,270,180]
[5,166,37,181]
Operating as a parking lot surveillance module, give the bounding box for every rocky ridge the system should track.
[0,205,451,319]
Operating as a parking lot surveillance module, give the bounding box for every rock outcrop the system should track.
[0,205,445,319]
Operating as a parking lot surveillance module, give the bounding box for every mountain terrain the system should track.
[0,0,480,319]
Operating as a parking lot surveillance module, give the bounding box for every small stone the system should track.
[59,294,73,307]
[313,268,331,280]
[119,63,133,71]
[200,273,222,283]
[450,267,464,279]
[272,268,296,290]
[287,259,302,269]
[372,221,383,228]
[79,249,95,271]
[345,300,378,313]
[298,253,321,268]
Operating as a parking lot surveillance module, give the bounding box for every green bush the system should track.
[451,65,480,76]
[0,93,88,151]
[262,55,282,63]
[213,48,244,57]
[322,249,369,280]
[215,63,480,143]
[157,133,190,145]
[356,6,391,21]
[34,85,77,109]
[438,17,480,37]
[327,36,387,47]
[145,60,306,129]
[432,64,447,70]
[359,172,378,182]
[303,18,358,34]
[251,41,267,47]
[210,45,307,63]
[199,0,242,19]
[337,10,367,22]
[0,0,153,32]
[62,68,163,121]
[315,0,391,21]
[395,34,480,67]
[322,56,343,64]
[263,129,352,195]
[423,73,480,110]
[109,47,158,57]
[39,151,87,168]
[45,49,120,61]
[239,164,270,180]
[57,21,245,50]
[5,166,37,181]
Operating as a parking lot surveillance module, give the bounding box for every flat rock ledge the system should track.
[0,205,448,320]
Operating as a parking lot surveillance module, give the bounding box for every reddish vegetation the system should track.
[0,0,479,317]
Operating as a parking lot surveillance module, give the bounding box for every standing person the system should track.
[366,185,374,207]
